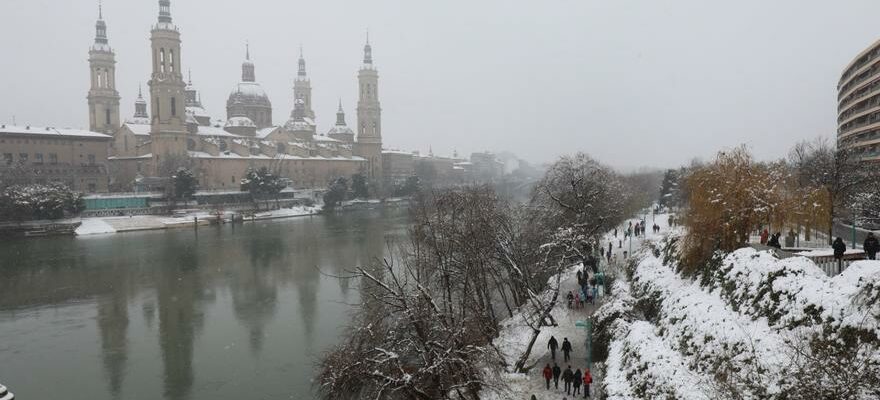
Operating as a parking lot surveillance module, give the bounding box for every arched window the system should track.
[169,50,175,73]
[96,68,104,88]
[171,97,177,117]
[105,109,111,126]
[160,48,166,73]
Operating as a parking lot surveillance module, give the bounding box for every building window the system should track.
[3,153,12,165]
[232,175,236,184]
[49,153,57,164]
[106,109,112,126]
[169,50,175,73]
[88,183,96,193]
[35,153,43,164]
[137,161,142,173]
[160,48,166,73]
[88,154,96,165]
[19,153,28,162]
[171,97,177,117]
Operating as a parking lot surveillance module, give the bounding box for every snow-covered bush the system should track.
[0,183,84,221]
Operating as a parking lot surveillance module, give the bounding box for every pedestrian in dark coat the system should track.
[572,369,582,395]
[542,363,553,390]
[561,338,573,362]
[833,237,847,270]
[583,368,593,398]
[552,363,561,389]
[864,232,879,260]
[614,228,618,237]
[530,395,537,400]
[562,366,574,395]
[767,233,781,249]
[548,336,559,361]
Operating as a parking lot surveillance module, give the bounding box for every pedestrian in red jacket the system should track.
[542,363,553,390]
[583,368,593,398]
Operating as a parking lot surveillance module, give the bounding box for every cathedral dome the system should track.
[227,82,271,108]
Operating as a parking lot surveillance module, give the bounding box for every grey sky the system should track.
[1,0,878,169]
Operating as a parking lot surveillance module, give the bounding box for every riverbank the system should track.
[74,197,411,236]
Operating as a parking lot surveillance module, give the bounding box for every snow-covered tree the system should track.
[322,177,348,209]
[240,167,286,209]
[351,173,369,199]
[171,167,197,203]
[0,183,85,221]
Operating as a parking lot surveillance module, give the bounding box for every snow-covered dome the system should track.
[326,124,354,136]
[225,116,256,128]
[228,82,271,107]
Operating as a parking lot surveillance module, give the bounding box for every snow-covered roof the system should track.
[197,126,240,138]
[123,122,151,136]
[382,149,414,156]
[225,116,256,128]
[0,125,112,139]
[284,119,312,132]
[188,150,364,162]
[256,127,279,139]
[313,135,341,143]
[109,153,152,160]
[186,106,210,118]
[125,117,151,126]
[90,43,112,53]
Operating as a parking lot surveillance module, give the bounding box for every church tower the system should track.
[356,34,383,183]
[293,46,315,120]
[148,0,188,173]
[87,2,120,135]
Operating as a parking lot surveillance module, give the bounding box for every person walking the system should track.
[562,365,574,395]
[767,232,781,249]
[614,228,617,237]
[562,338,573,362]
[548,336,559,361]
[760,228,769,245]
[552,363,561,389]
[583,368,593,398]
[864,232,879,260]
[572,368,582,396]
[542,363,553,390]
[833,236,847,271]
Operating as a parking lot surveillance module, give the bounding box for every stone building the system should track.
[104,0,383,191]
[0,125,112,192]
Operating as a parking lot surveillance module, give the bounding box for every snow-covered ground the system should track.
[74,218,116,235]
[597,220,880,399]
[75,205,321,236]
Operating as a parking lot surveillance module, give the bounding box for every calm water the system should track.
[0,208,410,400]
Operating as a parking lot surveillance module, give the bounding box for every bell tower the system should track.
[356,33,383,183]
[87,2,120,135]
[148,0,188,173]
[293,46,315,120]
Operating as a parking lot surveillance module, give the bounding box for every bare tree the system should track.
[790,138,880,244]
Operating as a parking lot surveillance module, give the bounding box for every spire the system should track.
[297,45,307,78]
[336,99,346,125]
[363,30,373,65]
[158,0,172,24]
[94,1,108,45]
[242,42,256,82]
[134,84,149,119]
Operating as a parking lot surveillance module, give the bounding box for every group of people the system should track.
[762,228,880,261]
[568,270,598,309]
[623,220,648,238]
[540,363,593,398]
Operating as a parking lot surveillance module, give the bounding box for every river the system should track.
[0,208,410,400]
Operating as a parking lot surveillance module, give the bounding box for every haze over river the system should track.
[0,208,409,400]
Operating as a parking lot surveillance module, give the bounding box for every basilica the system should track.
[94,0,382,191]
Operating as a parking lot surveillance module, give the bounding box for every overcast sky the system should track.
[1,0,879,169]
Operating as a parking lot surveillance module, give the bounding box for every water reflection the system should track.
[0,208,409,400]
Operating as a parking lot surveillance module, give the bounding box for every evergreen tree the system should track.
[323,177,349,209]
[351,173,369,199]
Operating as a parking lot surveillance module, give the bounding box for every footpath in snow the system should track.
[482,214,671,399]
